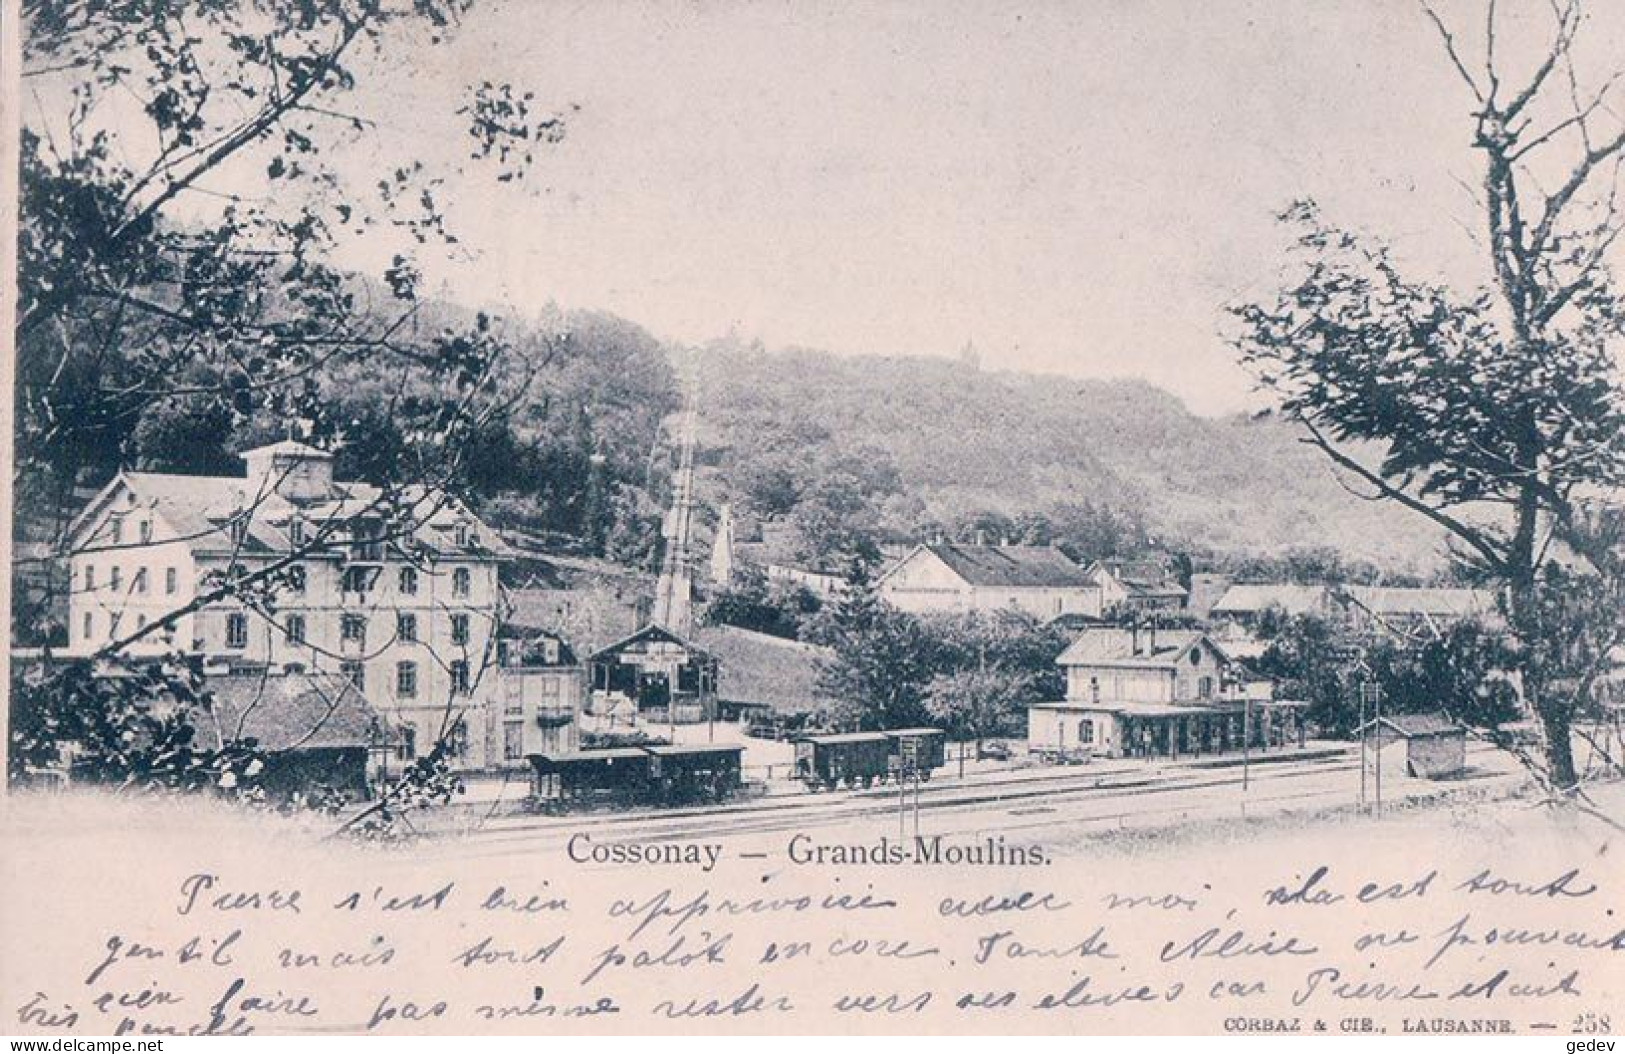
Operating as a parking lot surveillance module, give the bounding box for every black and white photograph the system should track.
[0,0,1621,1040]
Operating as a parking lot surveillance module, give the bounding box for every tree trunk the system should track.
[1535,695,1580,795]
[1508,556,1580,796]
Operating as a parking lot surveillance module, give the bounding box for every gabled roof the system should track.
[1087,559,1185,597]
[1056,627,1226,669]
[496,623,580,666]
[241,439,333,460]
[197,671,386,751]
[887,543,1094,589]
[1358,712,1463,738]
[1089,558,1171,585]
[65,468,507,560]
[1212,584,1331,616]
[693,624,835,714]
[1339,586,1497,619]
[589,623,711,662]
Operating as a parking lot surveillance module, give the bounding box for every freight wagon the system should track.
[794,727,947,790]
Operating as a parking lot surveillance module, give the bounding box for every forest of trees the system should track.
[692,338,1461,576]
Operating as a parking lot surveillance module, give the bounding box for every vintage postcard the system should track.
[1,0,1622,1041]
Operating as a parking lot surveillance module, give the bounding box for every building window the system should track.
[398,724,416,761]
[226,613,248,649]
[133,568,149,595]
[340,614,367,645]
[448,719,469,757]
[1198,676,1214,699]
[287,565,306,594]
[108,613,121,638]
[1089,676,1101,704]
[503,721,523,761]
[455,523,470,548]
[399,566,418,595]
[138,520,152,544]
[136,614,147,630]
[84,565,95,591]
[110,566,122,592]
[341,661,365,691]
[109,518,124,545]
[165,567,178,595]
[341,566,371,594]
[228,517,248,548]
[450,660,470,694]
[397,613,417,643]
[396,661,418,699]
[288,517,305,547]
[350,519,383,562]
[1079,720,1095,744]
[285,614,306,645]
[450,614,470,647]
[82,612,93,641]
[452,567,471,597]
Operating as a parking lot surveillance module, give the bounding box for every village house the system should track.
[1084,559,1187,615]
[1028,625,1304,760]
[493,625,584,768]
[201,669,388,801]
[876,542,1102,620]
[61,440,512,770]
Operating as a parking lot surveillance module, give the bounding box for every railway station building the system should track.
[1029,625,1305,760]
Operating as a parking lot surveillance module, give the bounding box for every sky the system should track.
[298,0,1625,415]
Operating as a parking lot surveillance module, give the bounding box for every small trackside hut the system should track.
[1357,712,1467,779]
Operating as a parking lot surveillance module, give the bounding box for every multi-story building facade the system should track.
[62,440,513,770]
[494,625,584,768]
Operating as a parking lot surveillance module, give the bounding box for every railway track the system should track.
[418,742,1519,862]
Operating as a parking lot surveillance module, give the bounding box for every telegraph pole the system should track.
[1242,695,1252,792]
[1359,680,1368,812]
[1372,681,1384,818]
